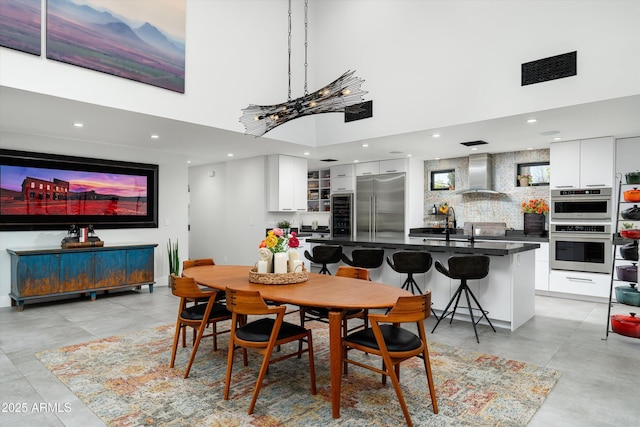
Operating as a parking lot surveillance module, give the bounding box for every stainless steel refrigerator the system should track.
[356,173,405,240]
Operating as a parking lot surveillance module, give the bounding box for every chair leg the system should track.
[212,322,218,351]
[431,284,464,333]
[383,357,414,427]
[170,319,182,368]
[306,331,317,395]
[319,264,331,274]
[419,325,439,414]
[223,344,235,400]
[248,342,279,414]
[463,284,497,342]
[183,320,208,379]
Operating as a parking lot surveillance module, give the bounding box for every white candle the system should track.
[257,260,267,274]
[288,250,299,262]
[274,253,288,274]
[292,259,303,272]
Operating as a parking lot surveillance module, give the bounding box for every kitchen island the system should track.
[306,236,539,331]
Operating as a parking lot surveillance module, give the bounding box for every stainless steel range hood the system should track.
[457,153,500,194]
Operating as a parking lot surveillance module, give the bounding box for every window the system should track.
[517,162,550,186]
[430,169,455,191]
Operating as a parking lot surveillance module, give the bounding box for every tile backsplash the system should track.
[423,149,550,230]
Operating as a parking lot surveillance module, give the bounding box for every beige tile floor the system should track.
[1,286,638,426]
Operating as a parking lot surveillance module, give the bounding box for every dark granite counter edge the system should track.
[409,228,548,243]
[306,238,539,256]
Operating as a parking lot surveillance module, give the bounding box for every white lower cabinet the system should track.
[548,270,611,298]
[534,242,549,292]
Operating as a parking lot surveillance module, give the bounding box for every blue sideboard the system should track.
[7,243,158,311]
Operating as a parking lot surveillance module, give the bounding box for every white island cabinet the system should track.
[315,237,538,332]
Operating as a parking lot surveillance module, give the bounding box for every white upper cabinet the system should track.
[550,137,614,189]
[267,155,307,212]
[330,164,354,177]
[355,161,380,176]
[330,164,355,193]
[379,159,406,174]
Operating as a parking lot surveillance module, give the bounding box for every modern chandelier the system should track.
[239,0,368,137]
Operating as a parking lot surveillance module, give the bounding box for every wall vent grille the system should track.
[522,51,577,86]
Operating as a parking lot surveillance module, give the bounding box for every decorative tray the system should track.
[249,266,308,285]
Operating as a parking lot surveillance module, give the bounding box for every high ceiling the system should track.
[1,86,639,169]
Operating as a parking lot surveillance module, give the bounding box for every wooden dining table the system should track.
[182,264,411,419]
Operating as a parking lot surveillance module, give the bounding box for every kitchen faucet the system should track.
[443,207,457,242]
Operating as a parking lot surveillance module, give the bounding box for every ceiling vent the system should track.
[460,140,488,147]
[320,158,338,162]
[522,51,577,86]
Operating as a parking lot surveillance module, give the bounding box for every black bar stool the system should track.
[341,248,385,279]
[386,251,432,295]
[431,255,496,343]
[304,245,342,275]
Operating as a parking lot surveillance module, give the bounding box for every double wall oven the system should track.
[549,188,613,274]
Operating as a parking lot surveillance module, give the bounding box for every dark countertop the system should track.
[409,227,549,243]
[306,236,540,256]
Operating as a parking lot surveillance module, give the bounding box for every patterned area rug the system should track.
[36,322,560,426]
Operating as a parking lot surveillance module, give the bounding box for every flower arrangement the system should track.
[260,228,299,253]
[438,202,449,215]
[521,198,549,214]
[517,173,532,180]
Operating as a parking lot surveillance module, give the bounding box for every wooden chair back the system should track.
[183,258,215,271]
[170,274,212,299]
[336,265,370,281]
[225,288,285,317]
[371,292,431,324]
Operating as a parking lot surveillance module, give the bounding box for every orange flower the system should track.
[521,198,549,214]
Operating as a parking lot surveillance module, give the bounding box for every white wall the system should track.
[0,132,189,307]
[188,156,270,266]
[1,1,638,147]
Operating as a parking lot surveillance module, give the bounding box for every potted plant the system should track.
[517,173,532,187]
[167,238,179,277]
[277,220,291,234]
[522,198,549,236]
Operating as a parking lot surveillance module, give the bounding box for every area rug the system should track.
[36,322,560,426]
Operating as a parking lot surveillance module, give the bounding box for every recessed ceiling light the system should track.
[227,153,234,157]
[553,137,562,141]
[303,152,310,156]
[527,119,537,123]
[362,143,369,147]
[187,160,191,164]
[407,154,412,157]
[150,134,159,139]
[354,160,359,163]
[435,157,441,160]
[527,147,533,150]
[73,122,83,128]
[471,147,478,151]
[431,133,440,138]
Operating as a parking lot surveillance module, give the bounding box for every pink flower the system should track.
[288,236,300,248]
[273,228,283,237]
[290,231,297,237]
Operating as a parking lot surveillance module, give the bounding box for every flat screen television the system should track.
[0,149,159,231]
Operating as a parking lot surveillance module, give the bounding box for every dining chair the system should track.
[224,288,317,415]
[300,265,369,336]
[169,274,232,379]
[182,257,215,270]
[342,292,438,427]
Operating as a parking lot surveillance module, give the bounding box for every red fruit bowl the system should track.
[620,229,640,239]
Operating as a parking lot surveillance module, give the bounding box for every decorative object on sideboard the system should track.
[61,224,103,248]
[625,170,640,185]
[522,198,549,236]
[239,0,367,137]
